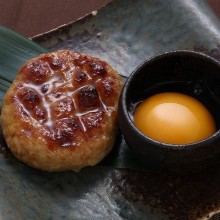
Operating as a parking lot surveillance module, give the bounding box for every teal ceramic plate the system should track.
[1,0,220,219]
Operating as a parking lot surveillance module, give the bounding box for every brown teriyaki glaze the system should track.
[11,50,121,150]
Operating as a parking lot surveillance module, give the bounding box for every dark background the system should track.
[0,0,111,38]
[0,0,219,38]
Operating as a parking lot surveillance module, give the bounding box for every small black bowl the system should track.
[118,50,220,174]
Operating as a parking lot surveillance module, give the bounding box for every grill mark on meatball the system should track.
[77,85,101,111]
[52,118,82,148]
[45,55,63,70]
[41,84,49,94]
[17,87,41,110]
[89,61,107,75]
[75,71,87,83]
[51,97,75,120]
[23,60,49,84]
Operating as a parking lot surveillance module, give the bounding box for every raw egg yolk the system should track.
[134,92,216,145]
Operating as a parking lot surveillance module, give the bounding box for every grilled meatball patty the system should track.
[0,50,123,171]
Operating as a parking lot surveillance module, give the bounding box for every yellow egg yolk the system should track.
[134,92,216,145]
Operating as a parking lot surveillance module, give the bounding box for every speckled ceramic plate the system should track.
[1,0,220,219]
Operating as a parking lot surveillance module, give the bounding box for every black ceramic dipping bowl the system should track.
[118,50,220,173]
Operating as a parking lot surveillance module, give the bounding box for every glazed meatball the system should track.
[0,50,123,171]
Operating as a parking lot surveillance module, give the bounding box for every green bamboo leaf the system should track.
[0,25,48,103]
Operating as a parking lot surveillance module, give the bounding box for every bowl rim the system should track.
[120,50,220,151]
